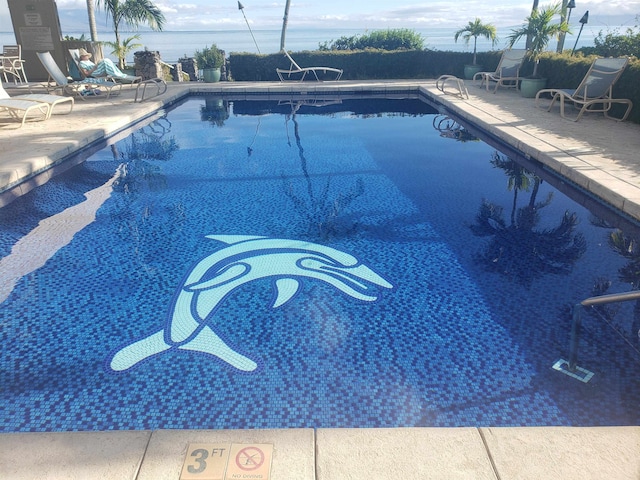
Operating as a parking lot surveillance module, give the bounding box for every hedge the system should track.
[227,50,640,123]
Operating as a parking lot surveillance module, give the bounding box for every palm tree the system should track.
[507,3,570,77]
[454,18,498,65]
[96,0,166,69]
[104,34,143,68]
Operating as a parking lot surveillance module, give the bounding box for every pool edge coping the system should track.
[1,426,639,479]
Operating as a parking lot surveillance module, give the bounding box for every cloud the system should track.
[1,0,638,34]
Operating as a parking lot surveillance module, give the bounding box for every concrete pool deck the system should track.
[1,80,639,479]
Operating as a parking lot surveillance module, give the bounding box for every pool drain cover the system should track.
[552,359,595,383]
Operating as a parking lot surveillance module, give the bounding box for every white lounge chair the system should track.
[0,92,49,127]
[535,57,633,122]
[473,49,527,93]
[276,50,343,82]
[68,48,142,85]
[36,51,123,100]
[0,82,73,119]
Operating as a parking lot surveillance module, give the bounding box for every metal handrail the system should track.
[134,78,168,103]
[568,290,640,371]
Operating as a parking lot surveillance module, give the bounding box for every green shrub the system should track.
[577,26,640,57]
[228,49,502,81]
[319,28,425,51]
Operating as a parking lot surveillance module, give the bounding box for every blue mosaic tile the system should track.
[1,98,639,433]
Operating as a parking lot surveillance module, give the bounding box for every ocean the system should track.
[1,26,603,64]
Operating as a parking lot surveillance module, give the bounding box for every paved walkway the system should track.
[1,427,638,479]
[1,80,639,479]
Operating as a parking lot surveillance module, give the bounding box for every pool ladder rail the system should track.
[134,78,168,103]
[435,75,469,100]
[553,290,640,382]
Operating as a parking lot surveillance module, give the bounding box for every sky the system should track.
[1,0,639,33]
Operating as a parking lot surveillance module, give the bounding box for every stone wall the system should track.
[133,50,164,80]
[133,51,228,82]
[179,57,198,81]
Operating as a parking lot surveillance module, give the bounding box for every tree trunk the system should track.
[280,0,291,51]
[114,29,124,69]
[525,0,540,49]
[473,36,478,65]
[87,0,98,41]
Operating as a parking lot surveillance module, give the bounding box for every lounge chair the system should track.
[0,82,73,119]
[0,94,49,127]
[535,57,633,122]
[276,50,343,82]
[473,49,527,93]
[36,51,123,100]
[2,45,28,84]
[68,48,142,85]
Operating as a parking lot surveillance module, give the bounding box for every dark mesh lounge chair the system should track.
[535,57,633,122]
[473,49,527,93]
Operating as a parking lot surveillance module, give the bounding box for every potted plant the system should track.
[507,3,570,97]
[195,44,225,82]
[454,18,498,79]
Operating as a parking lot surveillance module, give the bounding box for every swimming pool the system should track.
[1,95,639,431]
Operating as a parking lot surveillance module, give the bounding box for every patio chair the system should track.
[68,48,142,85]
[473,49,527,93]
[36,51,123,100]
[535,57,633,122]
[276,50,343,82]
[0,94,49,127]
[0,82,73,119]
[2,45,28,84]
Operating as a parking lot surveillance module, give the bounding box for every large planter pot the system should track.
[520,77,547,98]
[202,67,221,83]
[463,64,483,80]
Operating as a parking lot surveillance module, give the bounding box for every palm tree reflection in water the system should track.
[281,100,364,239]
[470,151,586,287]
[110,116,183,278]
[115,116,179,193]
[589,229,640,351]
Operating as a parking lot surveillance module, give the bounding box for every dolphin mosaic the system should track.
[110,235,393,372]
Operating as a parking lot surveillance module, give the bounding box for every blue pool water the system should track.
[1,96,639,431]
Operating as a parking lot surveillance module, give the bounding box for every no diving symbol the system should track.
[236,446,265,471]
